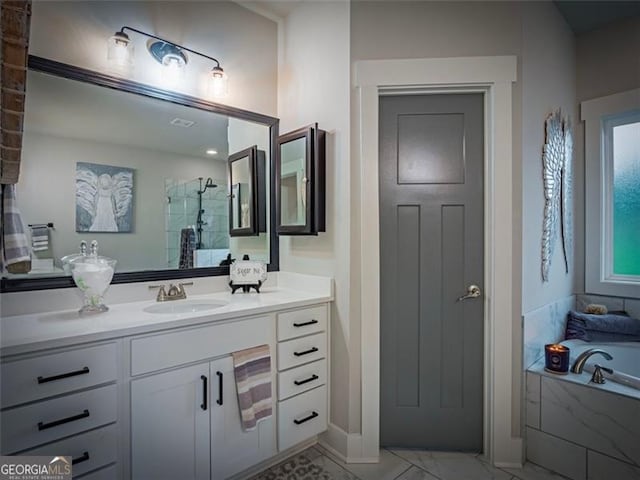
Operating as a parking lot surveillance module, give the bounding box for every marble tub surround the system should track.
[0,272,333,356]
[575,293,640,319]
[526,369,640,479]
[523,295,575,368]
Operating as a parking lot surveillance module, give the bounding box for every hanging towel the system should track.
[30,225,50,251]
[232,344,272,431]
[178,227,195,269]
[1,185,31,273]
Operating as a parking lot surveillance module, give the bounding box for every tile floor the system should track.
[251,444,570,480]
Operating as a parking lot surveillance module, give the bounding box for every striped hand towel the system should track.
[30,226,50,251]
[1,185,31,273]
[232,344,272,431]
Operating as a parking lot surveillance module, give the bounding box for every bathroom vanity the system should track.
[0,274,332,480]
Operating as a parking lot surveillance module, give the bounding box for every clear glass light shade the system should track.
[160,54,186,87]
[107,33,134,70]
[208,68,229,98]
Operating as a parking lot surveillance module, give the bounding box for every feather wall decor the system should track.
[542,110,573,282]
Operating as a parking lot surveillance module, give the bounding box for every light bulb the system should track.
[160,54,186,87]
[208,66,228,99]
[107,31,133,71]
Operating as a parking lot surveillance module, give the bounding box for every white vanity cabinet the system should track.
[129,315,277,480]
[131,363,211,480]
[275,305,329,452]
[1,290,332,480]
[210,356,276,480]
[0,342,121,478]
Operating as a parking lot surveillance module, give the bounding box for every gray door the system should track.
[379,93,484,451]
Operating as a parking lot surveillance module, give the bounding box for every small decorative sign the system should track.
[229,260,267,293]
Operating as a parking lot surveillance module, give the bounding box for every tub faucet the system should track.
[570,348,613,374]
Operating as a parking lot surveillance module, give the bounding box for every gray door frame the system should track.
[354,56,521,467]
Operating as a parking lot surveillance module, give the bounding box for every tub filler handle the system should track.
[591,364,614,384]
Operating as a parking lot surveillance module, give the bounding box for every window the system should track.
[607,115,640,277]
[583,89,640,298]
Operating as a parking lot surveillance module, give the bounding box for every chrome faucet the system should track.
[149,282,193,302]
[570,348,613,374]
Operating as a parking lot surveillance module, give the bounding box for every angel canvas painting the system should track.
[76,162,134,232]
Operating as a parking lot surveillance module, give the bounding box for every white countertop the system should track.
[1,273,333,356]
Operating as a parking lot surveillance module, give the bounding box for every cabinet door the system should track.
[131,363,210,480]
[210,356,276,479]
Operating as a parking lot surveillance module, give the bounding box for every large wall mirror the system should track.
[0,57,278,292]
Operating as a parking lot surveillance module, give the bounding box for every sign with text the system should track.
[230,261,267,285]
[1,456,72,480]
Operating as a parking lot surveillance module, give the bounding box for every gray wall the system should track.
[576,16,640,103]
[278,1,352,433]
[351,1,578,441]
[18,132,226,271]
[30,1,278,116]
[521,3,576,314]
[351,0,524,438]
[574,16,640,296]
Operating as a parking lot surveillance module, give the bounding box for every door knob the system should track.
[457,284,482,302]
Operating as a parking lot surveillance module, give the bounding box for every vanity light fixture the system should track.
[107,26,229,98]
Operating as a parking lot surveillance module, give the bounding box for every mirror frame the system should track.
[276,124,325,235]
[0,55,279,293]
[228,145,266,237]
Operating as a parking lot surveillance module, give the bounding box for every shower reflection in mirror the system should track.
[165,177,229,269]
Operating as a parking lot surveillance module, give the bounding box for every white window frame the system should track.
[583,88,640,298]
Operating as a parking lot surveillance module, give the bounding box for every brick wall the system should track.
[1,0,31,185]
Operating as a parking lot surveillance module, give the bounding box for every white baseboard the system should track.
[319,423,379,464]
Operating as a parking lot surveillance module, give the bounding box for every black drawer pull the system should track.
[72,451,90,465]
[216,371,223,406]
[38,409,90,431]
[294,411,319,425]
[293,319,319,328]
[201,375,208,411]
[294,347,319,357]
[37,367,90,384]
[294,374,319,386]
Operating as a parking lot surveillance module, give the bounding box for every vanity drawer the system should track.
[277,332,326,371]
[1,343,117,408]
[131,315,271,375]
[277,305,327,341]
[278,385,327,452]
[278,359,327,401]
[22,424,117,477]
[1,384,117,454]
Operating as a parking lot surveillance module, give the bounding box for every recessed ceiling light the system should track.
[205,149,218,155]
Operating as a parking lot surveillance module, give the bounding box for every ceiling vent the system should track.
[170,118,195,128]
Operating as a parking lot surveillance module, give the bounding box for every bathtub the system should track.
[526,340,640,479]
[562,339,640,393]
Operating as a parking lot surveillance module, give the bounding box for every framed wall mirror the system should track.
[228,145,266,236]
[276,124,326,235]
[0,56,279,292]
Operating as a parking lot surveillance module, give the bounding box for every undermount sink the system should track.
[143,300,228,315]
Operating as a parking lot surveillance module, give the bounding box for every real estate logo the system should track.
[0,456,71,480]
